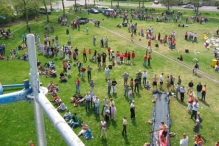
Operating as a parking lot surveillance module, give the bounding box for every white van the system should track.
[95,6,110,12]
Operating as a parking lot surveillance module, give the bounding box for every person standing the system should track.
[159,73,164,90]
[148,39,152,49]
[124,83,129,97]
[102,97,108,115]
[90,79,95,92]
[131,51,135,65]
[107,78,112,95]
[175,83,180,99]
[93,35,96,46]
[130,100,135,119]
[134,76,140,93]
[75,78,80,94]
[180,86,186,102]
[85,93,91,112]
[112,78,117,94]
[122,72,129,85]
[105,66,110,79]
[29,140,34,146]
[110,104,116,121]
[87,65,93,81]
[188,80,194,94]
[122,116,128,136]
[82,48,87,62]
[152,74,158,90]
[201,85,207,101]
[180,133,189,146]
[81,65,86,79]
[136,70,142,87]
[196,82,202,99]
[143,54,148,67]
[143,70,148,86]
[67,61,71,76]
[100,118,107,139]
[77,61,82,74]
[177,75,182,85]
[191,100,199,120]
[128,88,133,103]
[94,96,100,114]
[197,112,203,124]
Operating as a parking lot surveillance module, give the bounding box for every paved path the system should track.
[54,0,219,12]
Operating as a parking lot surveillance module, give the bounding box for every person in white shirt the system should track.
[100,118,107,139]
[191,100,199,120]
[105,67,110,79]
[180,133,189,146]
[110,104,117,121]
[180,86,186,102]
[130,100,135,119]
[85,93,91,112]
[143,70,148,86]
[159,73,164,89]
[122,116,128,136]
[94,96,100,114]
[101,97,108,114]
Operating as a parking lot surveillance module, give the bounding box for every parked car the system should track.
[77,18,89,24]
[89,8,99,14]
[183,4,194,9]
[154,0,159,4]
[39,7,51,14]
[74,3,84,7]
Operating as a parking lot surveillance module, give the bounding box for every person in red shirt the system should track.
[124,51,128,64]
[148,39,151,49]
[120,53,124,64]
[68,49,72,61]
[108,47,111,60]
[127,51,131,64]
[75,78,80,93]
[143,55,148,67]
[131,51,135,65]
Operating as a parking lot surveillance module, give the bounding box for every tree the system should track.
[85,0,87,9]
[111,0,112,8]
[42,0,50,22]
[21,0,30,30]
[61,0,65,17]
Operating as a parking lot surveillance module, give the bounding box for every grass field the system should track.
[0,7,219,146]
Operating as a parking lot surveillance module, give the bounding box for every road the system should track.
[54,0,219,12]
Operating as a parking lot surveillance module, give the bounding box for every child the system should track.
[145,81,151,90]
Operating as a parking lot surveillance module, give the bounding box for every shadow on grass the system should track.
[135,93,142,98]
[176,99,187,107]
[111,120,118,128]
[112,93,118,98]
[199,100,210,107]
[95,113,101,121]
[123,135,130,144]
[101,138,108,146]
[131,118,137,127]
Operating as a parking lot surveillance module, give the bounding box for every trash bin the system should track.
[212,59,217,67]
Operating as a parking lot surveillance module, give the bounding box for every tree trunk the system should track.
[167,0,170,10]
[85,0,87,9]
[75,0,77,9]
[62,0,65,17]
[43,1,49,22]
[111,0,112,8]
[94,0,95,6]
[23,1,29,30]
[50,0,53,10]
[139,0,140,9]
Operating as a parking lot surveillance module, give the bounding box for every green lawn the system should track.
[0,8,219,146]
